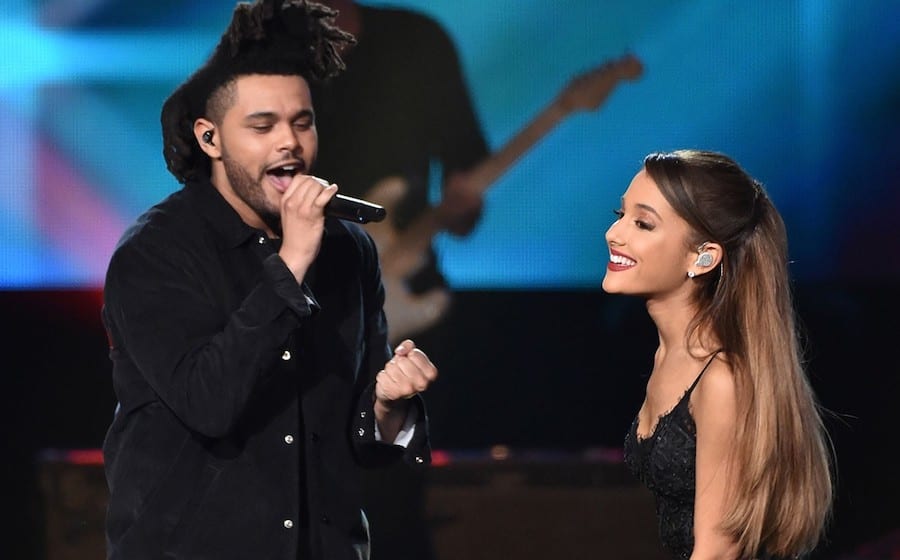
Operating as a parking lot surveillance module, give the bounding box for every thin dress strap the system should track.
[685,351,720,395]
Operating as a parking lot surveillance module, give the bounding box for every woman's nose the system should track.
[605,221,623,246]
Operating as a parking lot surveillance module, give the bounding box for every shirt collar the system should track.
[184,179,264,248]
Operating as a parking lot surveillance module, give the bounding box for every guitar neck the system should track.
[383,52,645,258]
[389,100,572,257]
[467,99,571,195]
[374,54,642,339]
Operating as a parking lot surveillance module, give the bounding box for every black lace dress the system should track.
[623,356,715,559]
[623,356,791,560]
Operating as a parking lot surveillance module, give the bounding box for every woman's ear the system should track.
[688,241,723,278]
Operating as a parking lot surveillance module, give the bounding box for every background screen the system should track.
[2,0,898,288]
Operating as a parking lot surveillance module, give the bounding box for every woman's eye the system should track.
[613,208,654,230]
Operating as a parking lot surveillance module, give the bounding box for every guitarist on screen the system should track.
[311,1,643,344]
[310,0,491,341]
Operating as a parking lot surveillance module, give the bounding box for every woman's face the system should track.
[602,168,698,299]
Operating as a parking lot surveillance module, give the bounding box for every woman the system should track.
[603,150,833,559]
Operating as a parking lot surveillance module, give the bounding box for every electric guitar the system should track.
[363,53,644,343]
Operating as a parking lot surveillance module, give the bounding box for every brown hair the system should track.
[644,149,833,558]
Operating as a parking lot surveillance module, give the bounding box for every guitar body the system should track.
[363,176,451,343]
[381,275,451,344]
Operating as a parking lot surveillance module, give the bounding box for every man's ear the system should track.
[193,118,220,158]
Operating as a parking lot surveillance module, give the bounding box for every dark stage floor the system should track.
[2,285,897,559]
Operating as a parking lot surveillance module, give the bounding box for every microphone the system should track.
[310,176,387,224]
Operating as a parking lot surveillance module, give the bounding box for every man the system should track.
[101,2,437,559]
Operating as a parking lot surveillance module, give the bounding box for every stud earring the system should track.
[687,271,696,279]
[695,252,713,267]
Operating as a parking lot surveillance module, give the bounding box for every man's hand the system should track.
[278,175,337,281]
[374,339,438,441]
[375,339,438,402]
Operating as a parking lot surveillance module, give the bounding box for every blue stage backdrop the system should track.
[1,0,898,289]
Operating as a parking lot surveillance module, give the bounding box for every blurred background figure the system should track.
[309,3,641,557]
[311,0,491,345]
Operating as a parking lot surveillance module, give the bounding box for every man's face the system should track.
[212,74,318,234]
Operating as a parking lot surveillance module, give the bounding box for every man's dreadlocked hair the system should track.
[161,0,355,184]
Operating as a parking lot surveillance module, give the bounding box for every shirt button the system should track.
[258,236,266,244]
[283,519,294,529]
[281,350,291,361]
[284,434,294,444]
[357,428,365,437]
[321,515,330,525]
[415,456,425,464]
[360,411,366,418]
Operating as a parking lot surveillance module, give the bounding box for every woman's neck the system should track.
[646,295,694,352]
[646,294,719,360]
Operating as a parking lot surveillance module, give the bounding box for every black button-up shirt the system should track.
[101,179,429,560]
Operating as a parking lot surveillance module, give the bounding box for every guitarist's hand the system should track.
[278,174,338,282]
[438,172,484,236]
[373,339,439,442]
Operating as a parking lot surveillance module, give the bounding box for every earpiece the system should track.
[202,130,215,145]
[695,252,713,267]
